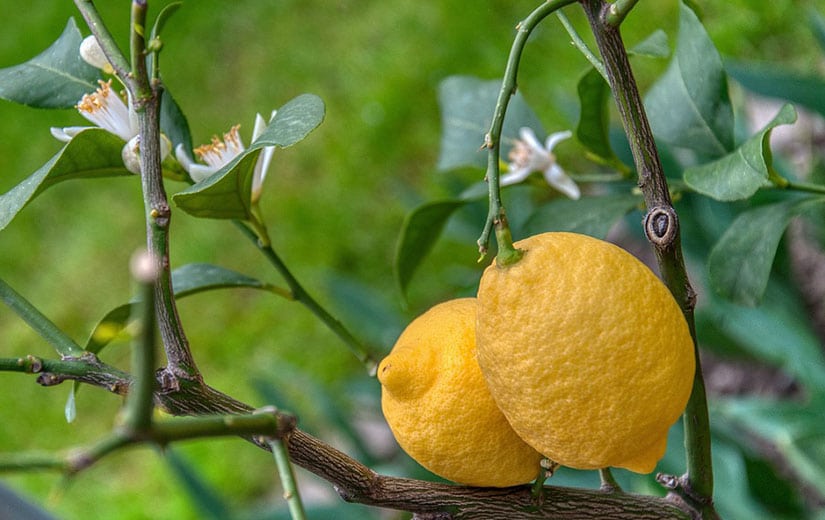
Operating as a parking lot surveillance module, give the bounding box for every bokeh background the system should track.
[0,1,821,518]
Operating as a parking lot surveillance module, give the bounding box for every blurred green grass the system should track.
[0,1,817,518]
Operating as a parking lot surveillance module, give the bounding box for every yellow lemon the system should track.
[378,298,544,487]
[476,232,695,473]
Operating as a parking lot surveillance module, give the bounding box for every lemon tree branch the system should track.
[580,1,716,517]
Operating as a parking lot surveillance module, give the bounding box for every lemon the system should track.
[476,232,695,473]
[378,298,544,487]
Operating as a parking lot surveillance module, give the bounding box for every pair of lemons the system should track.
[378,232,695,487]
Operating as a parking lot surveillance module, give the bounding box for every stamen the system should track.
[194,124,243,169]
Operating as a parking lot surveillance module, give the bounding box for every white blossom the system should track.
[50,80,169,174]
[176,111,276,204]
[503,127,580,200]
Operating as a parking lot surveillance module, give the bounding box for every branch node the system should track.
[643,206,679,248]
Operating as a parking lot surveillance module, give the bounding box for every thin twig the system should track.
[269,437,307,520]
[556,11,608,81]
[233,221,379,374]
[72,0,131,79]
[478,0,577,259]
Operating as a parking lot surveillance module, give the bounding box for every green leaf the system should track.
[645,1,734,157]
[576,68,624,169]
[394,199,470,297]
[684,103,797,201]
[150,2,183,40]
[85,263,282,354]
[174,94,325,220]
[708,197,824,306]
[436,75,544,171]
[0,18,98,108]
[718,396,825,501]
[629,29,670,58]
[700,283,825,391]
[164,449,233,520]
[160,88,192,154]
[726,61,825,118]
[0,129,131,231]
[523,193,641,238]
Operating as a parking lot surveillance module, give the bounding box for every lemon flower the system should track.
[50,79,169,174]
[503,127,580,200]
[175,111,276,204]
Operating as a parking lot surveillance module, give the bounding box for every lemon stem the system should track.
[494,210,524,266]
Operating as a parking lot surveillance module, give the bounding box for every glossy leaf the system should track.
[85,263,283,353]
[174,94,325,220]
[708,197,824,306]
[436,75,544,171]
[523,193,641,239]
[645,2,734,157]
[0,18,98,108]
[684,104,797,201]
[394,199,470,297]
[0,129,131,231]
[726,61,825,118]
[576,67,623,168]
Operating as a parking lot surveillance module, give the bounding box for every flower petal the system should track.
[518,127,545,153]
[544,163,580,200]
[545,130,573,152]
[50,126,91,142]
[500,167,531,187]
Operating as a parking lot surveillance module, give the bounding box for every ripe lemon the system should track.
[377,298,544,487]
[476,232,695,473]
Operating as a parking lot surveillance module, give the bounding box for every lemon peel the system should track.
[378,298,543,487]
[476,232,695,473]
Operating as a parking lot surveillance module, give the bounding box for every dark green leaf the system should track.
[576,68,623,168]
[0,129,131,231]
[0,18,98,108]
[726,61,825,118]
[394,199,470,297]
[174,149,261,219]
[436,75,544,171]
[523,193,641,239]
[708,197,825,306]
[173,94,325,220]
[645,1,734,157]
[160,88,192,153]
[629,29,670,58]
[684,104,797,201]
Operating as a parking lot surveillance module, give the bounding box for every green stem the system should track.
[125,253,158,432]
[233,221,378,374]
[478,0,577,260]
[72,0,131,79]
[270,438,307,520]
[599,468,622,493]
[784,179,825,195]
[580,1,716,513]
[130,0,152,98]
[0,278,85,358]
[556,11,608,81]
[605,0,641,26]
